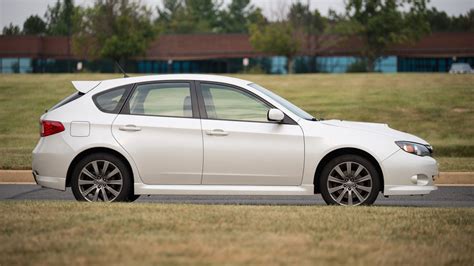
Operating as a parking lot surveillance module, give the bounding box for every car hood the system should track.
[319,119,429,144]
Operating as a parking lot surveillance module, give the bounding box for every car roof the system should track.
[89,74,253,92]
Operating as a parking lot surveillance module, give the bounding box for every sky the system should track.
[1,0,473,29]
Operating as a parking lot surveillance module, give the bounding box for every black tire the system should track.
[127,194,141,202]
[318,154,381,206]
[71,153,133,202]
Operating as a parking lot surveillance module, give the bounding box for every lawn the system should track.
[0,201,472,265]
[0,73,472,170]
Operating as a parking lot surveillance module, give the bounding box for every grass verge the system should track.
[0,201,473,265]
[0,73,473,170]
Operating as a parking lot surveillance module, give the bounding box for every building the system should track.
[0,32,473,74]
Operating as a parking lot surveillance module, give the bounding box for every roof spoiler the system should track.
[71,81,101,93]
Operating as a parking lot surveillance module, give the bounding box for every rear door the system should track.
[112,81,203,185]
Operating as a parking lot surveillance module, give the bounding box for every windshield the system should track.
[249,83,316,120]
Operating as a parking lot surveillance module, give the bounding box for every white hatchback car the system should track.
[32,74,438,205]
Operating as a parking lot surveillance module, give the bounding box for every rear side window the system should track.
[127,83,193,118]
[50,92,84,111]
[93,85,130,114]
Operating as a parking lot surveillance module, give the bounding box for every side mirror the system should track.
[267,108,285,122]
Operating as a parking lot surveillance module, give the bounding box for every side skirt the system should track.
[134,184,314,196]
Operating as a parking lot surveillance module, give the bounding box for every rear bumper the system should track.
[33,171,66,191]
[32,134,74,191]
[382,150,438,196]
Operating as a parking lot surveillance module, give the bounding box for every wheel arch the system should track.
[313,147,384,194]
[66,147,134,188]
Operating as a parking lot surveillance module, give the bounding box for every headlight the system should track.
[395,141,432,157]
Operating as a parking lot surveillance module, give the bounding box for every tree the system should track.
[288,2,327,72]
[45,0,76,35]
[451,9,474,32]
[73,0,155,68]
[426,8,452,32]
[155,0,220,33]
[217,0,265,33]
[22,15,47,35]
[334,0,430,72]
[249,22,300,74]
[2,23,21,35]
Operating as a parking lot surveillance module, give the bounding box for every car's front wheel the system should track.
[319,155,381,206]
[71,153,133,202]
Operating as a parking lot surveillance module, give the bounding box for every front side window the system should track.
[93,86,128,113]
[201,83,270,122]
[128,83,192,117]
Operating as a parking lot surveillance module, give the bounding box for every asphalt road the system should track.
[0,184,473,207]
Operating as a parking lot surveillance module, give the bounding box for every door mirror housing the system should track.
[267,108,285,122]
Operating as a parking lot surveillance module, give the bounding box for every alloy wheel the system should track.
[78,160,123,202]
[327,161,373,206]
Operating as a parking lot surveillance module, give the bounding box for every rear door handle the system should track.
[206,129,228,136]
[119,125,142,132]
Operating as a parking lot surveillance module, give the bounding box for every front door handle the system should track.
[206,129,228,136]
[119,125,142,132]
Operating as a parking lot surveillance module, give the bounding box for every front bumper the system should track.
[382,149,438,196]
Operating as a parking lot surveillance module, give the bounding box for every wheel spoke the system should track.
[92,187,100,201]
[106,186,119,196]
[107,180,122,185]
[81,168,96,179]
[328,185,344,193]
[82,185,97,196]
[347,190,353,205]
[91,161,100,176]
[328,176,344,184]
[102,161,110,175]
[357,185,372,192]
[346,162,351,175]
[356,175,371,183]
[353,165,363,178]
[79,180,95,185]
[336,189,347,202]
[101,187,109,201]
[334,165,345,178]
[106,168,119,179]
[353,188,365,202]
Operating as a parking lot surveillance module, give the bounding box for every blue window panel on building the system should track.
[374,56,397,73]
[316,57,356,73]
[270,56,287,74]
[315,56,397,73]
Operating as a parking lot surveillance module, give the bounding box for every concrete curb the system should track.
[0,170,473,185]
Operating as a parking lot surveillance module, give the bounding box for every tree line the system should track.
[2,0,473,73]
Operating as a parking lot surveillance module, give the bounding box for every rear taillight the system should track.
[40,120,65,137]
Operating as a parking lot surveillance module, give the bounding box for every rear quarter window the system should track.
[93,85,132,114]
[50,92,84,111]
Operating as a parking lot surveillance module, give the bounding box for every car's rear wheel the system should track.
[71,153,133,202]
[319,155,380,206]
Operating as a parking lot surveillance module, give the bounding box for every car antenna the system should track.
[115,61,129,78]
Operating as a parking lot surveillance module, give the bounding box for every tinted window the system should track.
[249,83,315,120]
[201,83,270,122]
[128,83,192,117]
[50,92,84,111]
[93,86,128,113]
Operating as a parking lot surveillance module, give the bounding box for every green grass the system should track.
[0,201,472,265]
[0,73,473,170]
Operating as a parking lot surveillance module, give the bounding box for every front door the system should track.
[198,82,305,185]
[112,81,203,185]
